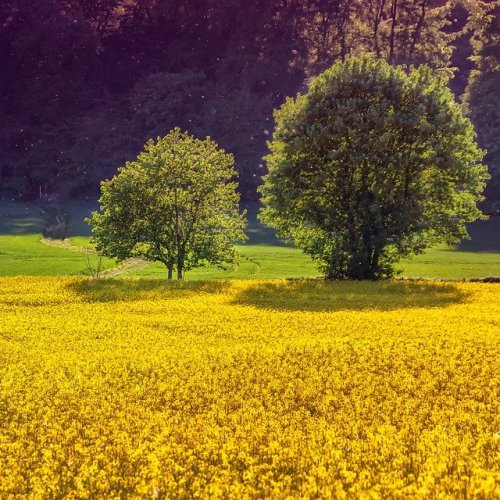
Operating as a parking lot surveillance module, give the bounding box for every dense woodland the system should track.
[0,0,498,208]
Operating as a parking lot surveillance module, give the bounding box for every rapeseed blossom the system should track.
[0,278,498,497]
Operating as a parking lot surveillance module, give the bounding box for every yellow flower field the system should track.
[0,277,499,498]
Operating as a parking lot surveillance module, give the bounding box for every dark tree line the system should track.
[463,0,500,209]
[0,0,498,208]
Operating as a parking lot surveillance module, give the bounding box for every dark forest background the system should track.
[0,0,498,208]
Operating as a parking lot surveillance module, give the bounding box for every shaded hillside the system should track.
[0,0,498,205]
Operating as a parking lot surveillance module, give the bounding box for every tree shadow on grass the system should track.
[67,278,231,303]
[231,280,471,312]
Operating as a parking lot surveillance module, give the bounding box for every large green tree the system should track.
[88,129,247,279]
[260,57,488,280]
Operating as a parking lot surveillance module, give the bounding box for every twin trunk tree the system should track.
[162,192,200,280]
[88,129,247,279]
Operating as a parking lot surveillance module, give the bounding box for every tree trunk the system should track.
[389,0,398,64]
[167,266,173,280]
[410,0,428,56]
[373,0,387,58]
[371,248,381,276]
[177,254,184,280]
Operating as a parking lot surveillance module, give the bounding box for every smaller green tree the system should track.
[88,128,247,280]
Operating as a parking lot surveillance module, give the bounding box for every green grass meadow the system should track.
[0,200,499,279]
[0,202,114,276]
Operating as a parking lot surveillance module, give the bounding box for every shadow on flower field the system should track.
[65,277,471,311]
[231,280,471,312]
[67,278,231,303]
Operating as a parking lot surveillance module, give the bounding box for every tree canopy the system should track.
[260,57,489,280]
[1,0,497,208]
[88,129,247,279]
